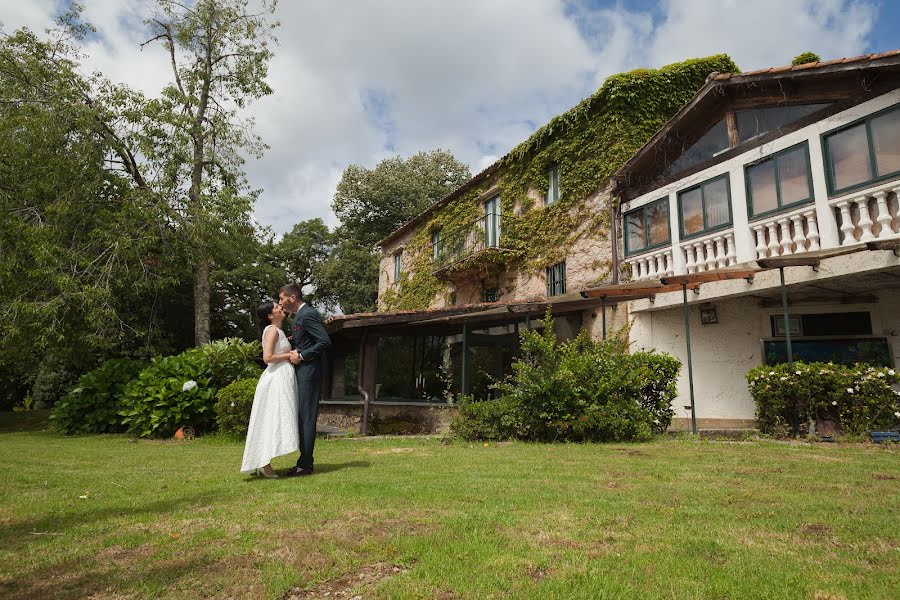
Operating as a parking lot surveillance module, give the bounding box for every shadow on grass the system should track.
[262,460,371,480]
[0,410,52,433]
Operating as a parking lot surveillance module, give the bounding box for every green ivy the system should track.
[383,54,740,310]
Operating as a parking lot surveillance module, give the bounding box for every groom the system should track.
[278,283,331,476]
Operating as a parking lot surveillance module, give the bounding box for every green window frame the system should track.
[623,197,671,256]
[546,261,566,297]
[393,251,402,281]
[744,141,814,220]
[677,173,733,240]
[431,229,441,261]
[822,102,900,195]
[545,164,560,205]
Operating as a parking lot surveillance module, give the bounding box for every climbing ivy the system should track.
[382,54,740,310]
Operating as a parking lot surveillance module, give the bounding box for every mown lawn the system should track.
[0,412,897,599]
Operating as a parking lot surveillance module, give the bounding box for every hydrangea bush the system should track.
[452,312,681,442]
[51,359,143,434]
[214,378,258,437]
[747,362,900,436]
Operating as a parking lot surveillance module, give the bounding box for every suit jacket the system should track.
[291,303,331,382]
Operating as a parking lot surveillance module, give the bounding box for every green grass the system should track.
[0,413,897,599]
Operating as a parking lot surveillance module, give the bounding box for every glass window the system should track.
[393,252,402,281]
[546,262,566,297]
[431,229,441,261]
[667,119,730,176]
[623,198,670,255]
[484,196,500,247]
[746,143,813,218]
[678,175,732,238]
[736,104,830,143]
[872,108,900,176]
[545,165,560,204]
[824,104,900,193]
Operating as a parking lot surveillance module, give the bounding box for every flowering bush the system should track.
[120,339,262,438]
[747,362,900,436]
[214,378,258,437]
[51,359,143,434]
[452,312,680,442]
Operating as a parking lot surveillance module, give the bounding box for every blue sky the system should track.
[1,1,898,232]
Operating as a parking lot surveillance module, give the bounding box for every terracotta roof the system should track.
[710,50,900,83]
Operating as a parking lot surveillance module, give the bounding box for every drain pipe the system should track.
[358,329,371,436]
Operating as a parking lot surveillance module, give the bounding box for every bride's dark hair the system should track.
[257,301,276,336]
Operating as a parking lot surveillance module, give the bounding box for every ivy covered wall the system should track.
[379,54,740,311]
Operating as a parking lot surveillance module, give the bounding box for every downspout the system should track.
[358,329,371,436]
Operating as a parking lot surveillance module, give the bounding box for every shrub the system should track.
[747,362,900,436]
[120,338,262,438]
[51,359,143,434]
[215,378,258,437]
[30,363,78,409]
[452,312,680,442]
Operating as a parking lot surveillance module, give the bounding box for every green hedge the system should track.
[214,378,258,437]
[120,338,261,438]
[51,359,143,434]
[747,362,900,436]
[452,313,680,442]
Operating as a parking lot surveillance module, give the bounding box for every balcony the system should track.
[432,214,520,277]
[625,177,900,282]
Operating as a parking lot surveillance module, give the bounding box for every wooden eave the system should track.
[612,52,900,201]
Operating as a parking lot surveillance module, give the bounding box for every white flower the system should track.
[894,411,900,418]
[182,380,198,392]
[846,388,854,394]
[877,372,886,378]
[769,371,775,376]
[832,401,838,405]
[889,369,895,376]
[231,402,236,407]
[780,377,788,381]
[795,370,802,375]
[855,385,860,391]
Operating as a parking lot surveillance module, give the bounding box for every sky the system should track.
[1,0,898,234]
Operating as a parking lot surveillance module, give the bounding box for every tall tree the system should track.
[332,150,471,249]
[125,0,279,345]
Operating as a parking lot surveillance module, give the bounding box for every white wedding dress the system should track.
[240,326,300,473]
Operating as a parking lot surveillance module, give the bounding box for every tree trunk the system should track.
[193,254,211,345]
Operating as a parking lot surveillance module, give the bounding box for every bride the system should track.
[240,301,299,478]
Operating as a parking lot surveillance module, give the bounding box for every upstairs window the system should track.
[666,119,730,176]
[678,174,732,238]
[624,198,670,256]
[393,251,402,282]
[545,164,560,205]
[431,229,442,261]
[824,103,900,194]
[546,262,566,297]
[736,104,830,143]
[745,142,814,218]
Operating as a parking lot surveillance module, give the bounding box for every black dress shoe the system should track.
[287,467,313,477]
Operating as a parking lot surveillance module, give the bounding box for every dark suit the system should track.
[291,303,331,471]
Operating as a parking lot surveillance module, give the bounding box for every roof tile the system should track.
[791,61,821,70]
[768,65,793,74]
[872,49,900,59]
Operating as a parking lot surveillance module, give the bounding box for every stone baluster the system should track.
[664,251,674,276]
[790,214,807,253]
[803,210,820,251]
[693,242,706,272]
[766,222,780,256]
[854,196,875,242]
[713,236,727,268]
[723,232,737,266]
[836,201,855,245]
[655,253,666,278]
[703,240,716,271]
[684,244,696,273]
[777,218,793,255]
[642,257,651,280]
[873,191,893,239]
[753,225,767,260]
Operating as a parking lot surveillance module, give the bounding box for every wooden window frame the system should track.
[822,102,900,196]
[546,261,566,297]
[744,141,815,221]
[393,251,402,282]
[676,173,734,240]
[623,197,671,257]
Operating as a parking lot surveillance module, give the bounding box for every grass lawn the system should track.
[0,412,897,599]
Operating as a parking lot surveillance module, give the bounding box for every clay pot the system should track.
[174,426,195,440]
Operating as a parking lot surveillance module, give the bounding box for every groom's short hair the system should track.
[279,283,303,299]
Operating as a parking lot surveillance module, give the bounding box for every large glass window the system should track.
[667,119,730,176]
[745,143,813,218]
[484,195,500,247]
[736,104,830,143]
[393,251,402,281]
[546,262,566,297]
[431,229,441,261]
[824,104,900,193]
[545,164,560,205]
[624,198,670,255]
[678,174,732,238]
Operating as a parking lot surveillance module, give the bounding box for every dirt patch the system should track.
[797,523,833,536]
[813,593,848,600]
[365,447,419,455]
[611,448,647,457]
[524,563,551,581]
[282,562,408,599]
[872,473,897,480]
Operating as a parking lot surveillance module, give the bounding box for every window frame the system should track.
[431,229,441,261]
[393,251,402,282]
[545,261,566,297]
[744,141,815,221]
[676,173,734,240]
[623,197,671,257]
[822,102,900,196]
[545,164,560,205]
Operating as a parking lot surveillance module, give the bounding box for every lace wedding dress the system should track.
[240,325,300,473]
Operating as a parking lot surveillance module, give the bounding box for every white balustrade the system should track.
[679,229,737,274]
[626,248,674,281]
[829,181,900,245]
[751,207,820,259]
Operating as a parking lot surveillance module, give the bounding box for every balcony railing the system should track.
[625,177,900,282]
[432,214,514,274]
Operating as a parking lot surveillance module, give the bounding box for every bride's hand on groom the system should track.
[289,350,302,365]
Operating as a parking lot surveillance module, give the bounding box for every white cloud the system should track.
[0,0,880,234]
